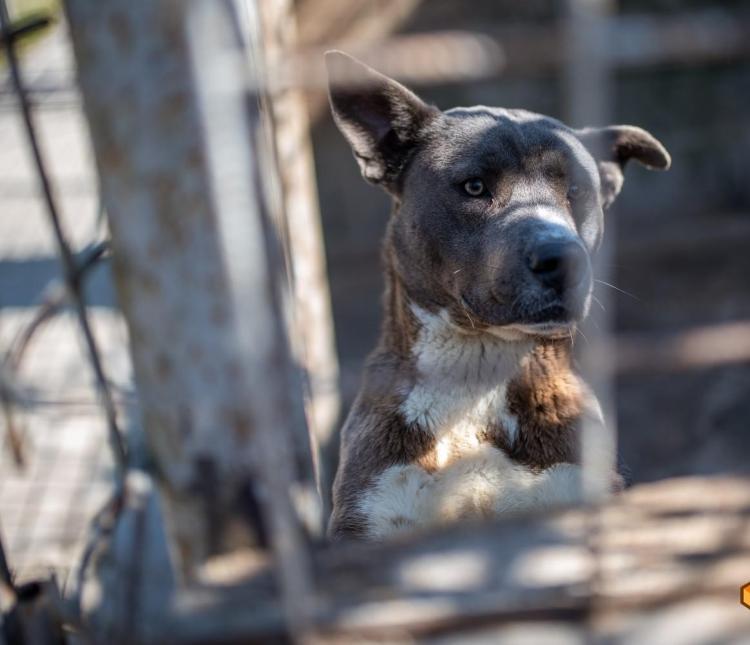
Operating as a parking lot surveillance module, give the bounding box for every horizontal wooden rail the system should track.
[125,475,750,643]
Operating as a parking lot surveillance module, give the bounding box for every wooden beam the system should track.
[127,476,750,643]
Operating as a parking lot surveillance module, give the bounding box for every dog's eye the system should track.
[463,178,486,197]
[567,184,582,201]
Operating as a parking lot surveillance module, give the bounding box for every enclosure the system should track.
[1,0,749,643]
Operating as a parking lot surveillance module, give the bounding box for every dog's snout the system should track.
[527,241,588,293]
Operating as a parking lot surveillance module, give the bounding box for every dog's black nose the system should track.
[527,241,588,293]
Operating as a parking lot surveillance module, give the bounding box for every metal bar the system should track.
[563,0,617,503]
[0,0,127,475]
[5,241,109,372]
[188,2,315,636]
[63,6,316,632]
[252,0,341,523]
[0,13,51,47]
[563,1,616,636]
[62,0,244,568]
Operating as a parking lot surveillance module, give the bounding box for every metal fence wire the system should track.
[0,0,132,637]
[1,0,749,643]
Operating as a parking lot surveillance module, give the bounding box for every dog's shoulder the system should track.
[328,352,436,540]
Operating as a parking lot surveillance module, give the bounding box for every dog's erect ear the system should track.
[326,51,438,193]
[577,125,671,209]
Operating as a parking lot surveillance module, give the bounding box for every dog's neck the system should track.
[366,242,583,469]
[408,304,534,386]
[379,249,537,388]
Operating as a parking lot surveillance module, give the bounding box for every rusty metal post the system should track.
[63,1,315,616]
[564,0,617,502]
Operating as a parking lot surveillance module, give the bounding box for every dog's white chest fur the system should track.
[406,380,515,461]
[401,306,525,454]
[357,307,586,539]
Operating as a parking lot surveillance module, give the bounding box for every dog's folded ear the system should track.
[326,51,438,194]
[576,125,671,209]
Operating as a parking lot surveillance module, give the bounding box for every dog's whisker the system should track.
[591,294,606,312]
[468,276,512,290]
[507,292,523,316]
[460,298,477,329]
[595,279,641,301]
[576,326,590,346]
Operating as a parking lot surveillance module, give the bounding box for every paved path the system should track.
[0,16,135,593]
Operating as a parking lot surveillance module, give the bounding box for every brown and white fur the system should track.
[325,52,671,540]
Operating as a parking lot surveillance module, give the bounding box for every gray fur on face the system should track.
[326,51,670,334]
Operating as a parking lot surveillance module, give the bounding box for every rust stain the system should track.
[226,409,254,441]
[186,145,203,170]
[99,141,127,174]
[161,1,185,51]
[151,175,188,245]
[158,91,189,126]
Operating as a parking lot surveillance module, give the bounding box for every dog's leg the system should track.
[355,451,618,538]
[356,464,435,540]
[425,448,594,523]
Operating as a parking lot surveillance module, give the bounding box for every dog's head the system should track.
[326,52,670,339]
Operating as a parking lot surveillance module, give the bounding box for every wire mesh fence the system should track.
[0,0,127,591]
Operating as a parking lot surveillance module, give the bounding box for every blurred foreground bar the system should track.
[63,1,315,637]
[155,475,750,643]
[615,320,750,374]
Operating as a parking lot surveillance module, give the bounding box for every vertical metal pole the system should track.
[64,3,314,618]
[563,4,616,627]
[187,2,315,637]
[564,0,617,502]
[252,0,341,520]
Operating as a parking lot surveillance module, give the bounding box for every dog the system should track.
[325,51,670,540]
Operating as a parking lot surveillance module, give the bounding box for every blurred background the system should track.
[302,0,750,484]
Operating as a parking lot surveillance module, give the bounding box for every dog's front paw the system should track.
[537,463,624,506]
[536,463,584,506]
